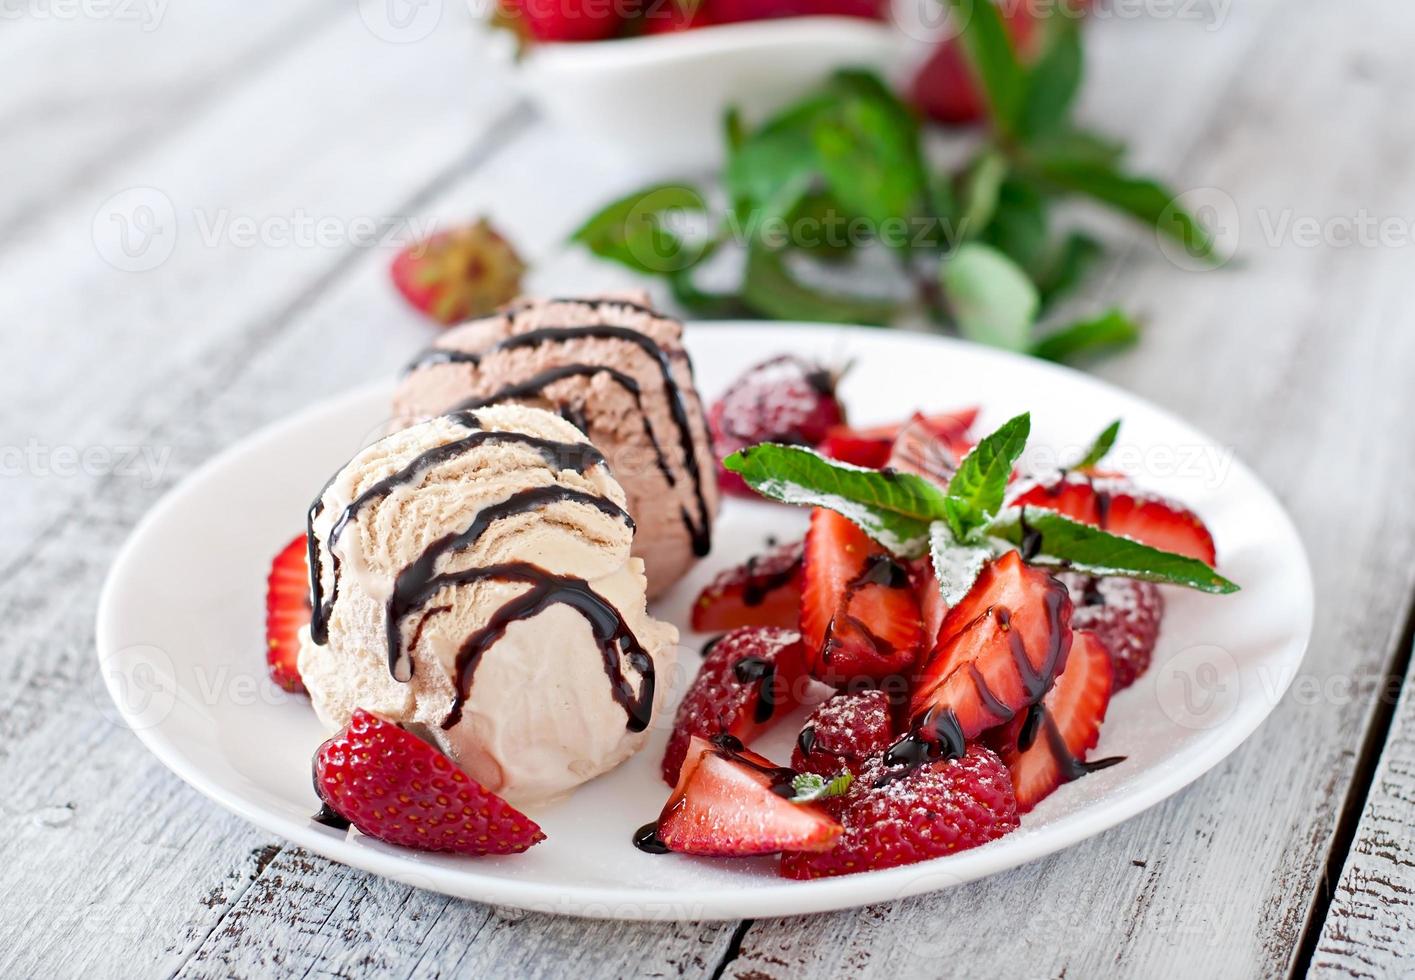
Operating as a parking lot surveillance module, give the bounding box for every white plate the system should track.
[96,323,1313,921]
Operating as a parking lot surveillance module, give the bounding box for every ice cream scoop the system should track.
[390,294,718,598]
[298,404,679,806]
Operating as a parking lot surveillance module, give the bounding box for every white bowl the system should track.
[505,18,917,176]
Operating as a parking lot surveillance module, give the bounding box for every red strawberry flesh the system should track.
[656,735,842,857]
[662,626,807,785]
[995,631,1120,813]
[266,533,311,694]
[900,551,1073,758]
[822,407,978,470]
[800,508,926,688]
[1058,572,1163,691]
[690,538,804,633]
[313,708,545,855]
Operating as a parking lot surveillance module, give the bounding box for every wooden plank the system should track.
[726,1,1415,977]
[1310,632,1415,980]
[0,0,343,236]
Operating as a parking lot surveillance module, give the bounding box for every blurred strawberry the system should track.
[507,0,626,41]
[391,218,525,325]
[641,0,712,31]
[709,0,887,24]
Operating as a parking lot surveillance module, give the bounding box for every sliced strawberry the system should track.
[266,534,310,694]
[993,631,1119,813]
[800,508,926,688]
[661,627,807,785]
[899,551,1073,758]
[908,556,949,648]
[791,690,895,778]
[1011,473,1218,565]
[656,735,842,857]
[1059,572,1164,691]
[313,708,545,855]
[690,538,803,633]
[779,745,1018,878]
[883,411,975,487]
[821,407,978,470]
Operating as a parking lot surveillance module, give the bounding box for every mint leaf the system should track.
[929,523,993,606]
[722,444,947,556]
[570,184,708,274]
[1035,231,1103,308]
[1032,308,1140,363]
[790,771,854,803]
[988,507,1239,593]
[812,95,926,236]
[957,151,1008,241]
[980,176,1048,275]
[1030,157,1216,260]
[940,243,1040,351]
[742,243,900,326]
[943,0,1026,136]
[944,412,1031,538]
[1019,17,1083,140]
[1073,419,1120,470]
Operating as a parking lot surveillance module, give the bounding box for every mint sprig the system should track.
[943,412,1030,539]
[988,507,1238,594]
[726,414,1240,599]
[722,444,947,557]
[1072,419,1120,471]
[790,771,854,804]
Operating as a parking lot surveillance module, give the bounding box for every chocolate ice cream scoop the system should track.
[391,294,719,597]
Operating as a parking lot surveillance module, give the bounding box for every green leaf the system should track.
[943,0,1026,135]
[1028,127,1125,167]
[940,243,1040,351]
[1035,231,1102,308]
[742,243,901,326]
[944,412,1031,538]
[988,507,1239,593]
[790,771,854,804]
[957,151,1009,241]
[929,523,993,606]
[723,106,747,152]
[1032,308,1140,363]
[570,184,708,274]
[811,96,926,236]
[1019,17,1083,139]
[724,127,818,223]
[1030,157,1216,259]
[1073,419,1120,470]
[980,176,1049,274]
[722,443,949,556]
[667,263,749,319]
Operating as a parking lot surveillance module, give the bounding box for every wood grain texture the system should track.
[1311,633,1415,980]
[4,0,1415,977]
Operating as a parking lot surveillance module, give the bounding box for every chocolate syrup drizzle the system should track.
[741,549,805,608]
[818,553,912,667]
[306,412,605,645]
[404,313,712,557]
[305,411,656,734]
[883,582,1071,774]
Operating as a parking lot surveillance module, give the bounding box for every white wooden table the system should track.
[4,1,1414,976]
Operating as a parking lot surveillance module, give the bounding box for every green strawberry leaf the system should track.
[988,507,1239,593]
[1032,308,1141,363]
[1073,419,1121,470]
[929,522,994,607]
[940,243,1040,351]
[570,184,708,274]
[790,771,854,803]
[722,444,947,556]
[943,412,1031,538]
[943,0,1026,136]
[1019,16,1083,140]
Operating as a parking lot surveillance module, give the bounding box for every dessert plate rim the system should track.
[96,322,1314,920]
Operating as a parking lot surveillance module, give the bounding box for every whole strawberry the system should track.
[791,689,895,778]
[391,218,526,326]
[314,708,545,855]
[1057,572,1163,691]
[709,355,847,496]
[506,0,625,41]
[265,533,310,694]
[780,744,1019,878]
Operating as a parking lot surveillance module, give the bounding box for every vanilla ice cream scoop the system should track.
[390,294,718,598]
[297,404,679,806]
